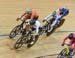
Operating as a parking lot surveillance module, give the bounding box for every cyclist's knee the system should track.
[70,43,75,50]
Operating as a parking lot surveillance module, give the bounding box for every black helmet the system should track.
[30,20,36,25]
[68,33,74,40]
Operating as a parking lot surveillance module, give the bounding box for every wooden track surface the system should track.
[0,0,75,58]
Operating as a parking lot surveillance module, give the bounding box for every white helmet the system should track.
[25,8,32,14]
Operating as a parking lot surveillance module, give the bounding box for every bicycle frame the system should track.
[64,45,70,55]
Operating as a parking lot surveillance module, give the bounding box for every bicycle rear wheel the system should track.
[27,35,39,48]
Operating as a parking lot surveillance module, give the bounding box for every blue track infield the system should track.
[0,30,75,37]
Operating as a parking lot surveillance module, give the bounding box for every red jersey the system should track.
[21,9,39,20]
[63,34,75,45]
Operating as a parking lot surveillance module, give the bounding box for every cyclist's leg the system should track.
[51,19,58,27]
[51,15,62,27]
[66,43,75,58]
[69,43,75,55]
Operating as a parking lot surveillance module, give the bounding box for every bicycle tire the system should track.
[9,25,22,38]
[14,36,26,49]
[57,48,67,58]
[27,35,38,48]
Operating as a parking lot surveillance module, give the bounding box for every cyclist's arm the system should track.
[20,13,26,18]
[44,13,53,21]
[19,13,28,21]
[44,11,56,21]
[61,37,68,46]
[16,13,26,21]
[63,37,68,44]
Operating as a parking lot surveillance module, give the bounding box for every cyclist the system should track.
[25,20,42,45]
[16,8,40,35]
[16,8,39,22]
[43,7,69,32]
[62,33,75,56]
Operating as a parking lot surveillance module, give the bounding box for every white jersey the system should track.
[33,20,42,34]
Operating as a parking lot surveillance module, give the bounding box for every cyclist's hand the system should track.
[61,43,64,46]
[16,18,21,21]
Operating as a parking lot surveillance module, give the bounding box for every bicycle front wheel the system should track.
[14,36,26,49]
[9,25,22,38]
[57,48,67,58]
